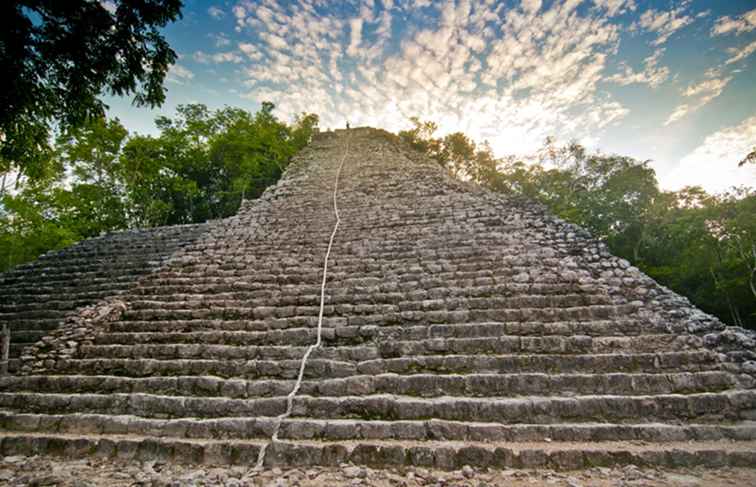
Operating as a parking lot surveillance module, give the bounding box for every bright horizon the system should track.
[104,0,756,194]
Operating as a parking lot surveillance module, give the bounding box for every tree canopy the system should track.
[0,104,319,271]
[0,0,183,184]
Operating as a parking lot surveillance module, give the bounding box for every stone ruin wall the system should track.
[0,127,754,470]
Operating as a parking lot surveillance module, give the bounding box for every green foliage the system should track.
[0,183,79,271]
[402,118,756,329]
[0,104,319,272]
[121,104,317,225]
[56,117,131,236]
[398,118,497,183]
[0,0,183,182]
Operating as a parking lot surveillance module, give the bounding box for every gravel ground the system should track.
[1,455,754,487]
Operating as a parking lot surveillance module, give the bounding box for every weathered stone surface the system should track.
[0,127,755,471]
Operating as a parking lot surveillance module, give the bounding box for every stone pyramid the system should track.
[1,127,755,470]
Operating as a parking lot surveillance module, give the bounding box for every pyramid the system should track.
[1,127,755,470]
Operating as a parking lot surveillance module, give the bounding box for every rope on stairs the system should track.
[254,131,352,470]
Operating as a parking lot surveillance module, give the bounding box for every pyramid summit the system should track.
[1,127,755,469]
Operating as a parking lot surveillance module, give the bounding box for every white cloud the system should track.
[664,104,691,126]
[682,77,731,99]
[229,0,632,155]
[661,116,756,193]
[194,50,243,64]
[593,0,636,17]
[232,4,246,31]
[607,48,669,87]
[208,6,225,19]
[637,6,694,46]
[347,18,363,57]
[725,39,756,65]
[712,8,756,36]
[521,0,541,15]
[166,64,194,85]
[238,42,262,61]
[213,33,231,48]
[665,76,731,125]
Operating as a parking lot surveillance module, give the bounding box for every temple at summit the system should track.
[0,128,755,469]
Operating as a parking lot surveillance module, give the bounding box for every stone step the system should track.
[1,291,116,305]
[1,228,205,267]
[129,260,607,282]
[102,318,685,339]
[7,330,49,345]
[9,343,32,358]
[1,390,753,423]
[411,320,687,338]
[112,304,641,329]
[94,329,336,347]
[3,259,165,277]
[357,351,723,375]
[378,334,703,357]
[1,279,142,296]
[0,371,739,399]
[1,433,755,469]
[3,413,755,443]
[42,351,725,379]
[0,392,285,419]
[0,300,94,312]
[0,310,71,320]
[291,391,756,424]
[84,334,704,359]
[43,357,358,379]
[78,344,379,362]
[122,294,615,312]
[106,318,348,334]
[1,258,173,280]
[1,266,159,285]
[116,303,637,322]
[127,282,607,299]
[4,254,169,273]
[122,276,610,298]
[129,281,600,298]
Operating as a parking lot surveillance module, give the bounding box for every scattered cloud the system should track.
[158,1,754,195]
[665,75,731,125]
[712,8,756,36]
[725,39,756,65]
[238,42,262,61]
[231,0,630,155]
[592,0,636,17]
[208,6,225,19]
[166,64,195,85]
[662,116,756,193]
[213,33,231,48]
[636,5,694,46]
[521,0,542,15]
[194,50,243,64]
[607,48,669,87]
[347,18,363,57]
[682,77,731,99]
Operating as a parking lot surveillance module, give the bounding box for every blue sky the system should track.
[105,0,756,193]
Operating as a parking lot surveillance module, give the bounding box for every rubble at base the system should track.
[1,455,755,487]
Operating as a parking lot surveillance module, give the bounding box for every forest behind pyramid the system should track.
[1,128,755,470]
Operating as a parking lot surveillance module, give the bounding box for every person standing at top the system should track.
[346,121,350,130]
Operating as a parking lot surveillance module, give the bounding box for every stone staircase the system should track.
[0,224,210,373]
[0,127,755,470]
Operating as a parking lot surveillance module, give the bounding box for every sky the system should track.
[105,0,756,194]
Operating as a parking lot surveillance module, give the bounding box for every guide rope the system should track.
[254,131,351,470]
